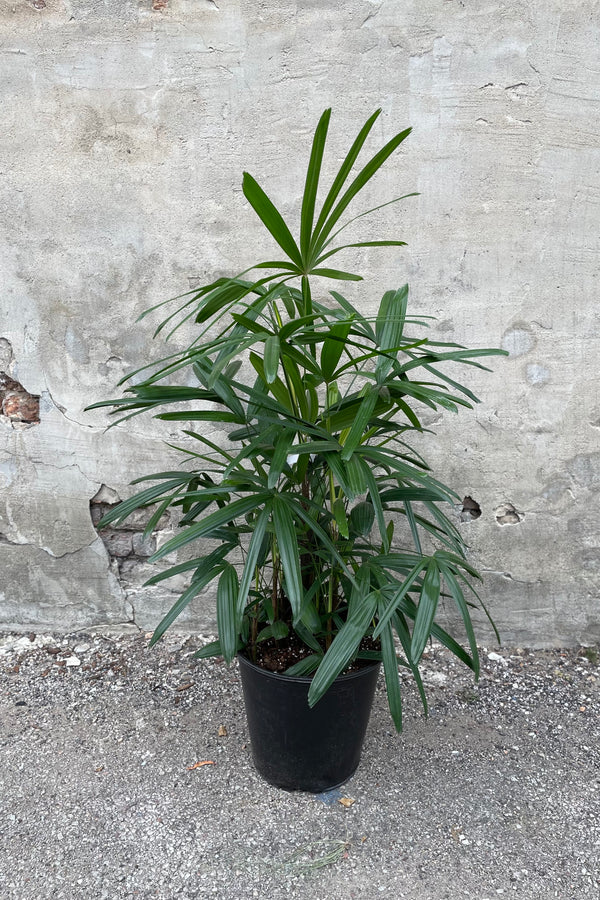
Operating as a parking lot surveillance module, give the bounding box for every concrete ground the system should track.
[1,630,598,900]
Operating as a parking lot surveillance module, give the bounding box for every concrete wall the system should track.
[1,0,598,645]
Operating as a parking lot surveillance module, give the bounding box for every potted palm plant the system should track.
[89,109,505,792]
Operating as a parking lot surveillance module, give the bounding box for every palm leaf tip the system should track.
[300,108,332,261]
[242,172,303,268]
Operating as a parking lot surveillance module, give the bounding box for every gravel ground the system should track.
[0,630,598,900]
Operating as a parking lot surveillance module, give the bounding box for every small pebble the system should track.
[488,652,508,665]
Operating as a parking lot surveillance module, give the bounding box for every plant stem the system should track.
[272,537,279,624]
[301,276,317,360]
[251,569,259,662]
[326,465,337,649]
[301,275,312,318]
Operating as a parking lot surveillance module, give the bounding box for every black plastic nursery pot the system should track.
[238,653,380,793]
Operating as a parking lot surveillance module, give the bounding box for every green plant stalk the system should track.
[326,465,338,649]
[271,538,279,626]
[273,301,301,420]
[251,568,259,662]
[301,275,313,319]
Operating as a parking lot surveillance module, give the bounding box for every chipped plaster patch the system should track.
[526,363,550,385]
[501,324,536,358]
[461,496,482,521]
[495,503,523,526]
[0,338,12,370]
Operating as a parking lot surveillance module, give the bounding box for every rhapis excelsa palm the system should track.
[89,109,506,731]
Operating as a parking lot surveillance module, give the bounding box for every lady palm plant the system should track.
[90,109,504,731]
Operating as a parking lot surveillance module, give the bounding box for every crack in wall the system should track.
[44,388,102,432]
[482,570,542,586]
[0,529,98,561]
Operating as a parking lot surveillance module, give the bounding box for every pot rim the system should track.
[237,650,380,686]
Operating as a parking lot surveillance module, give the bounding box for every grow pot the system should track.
[238,653,380,792]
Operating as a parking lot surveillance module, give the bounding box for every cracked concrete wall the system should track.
[1,0,598,645]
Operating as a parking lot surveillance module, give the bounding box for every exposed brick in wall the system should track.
[0,372,40,425]
[90,487,171,575]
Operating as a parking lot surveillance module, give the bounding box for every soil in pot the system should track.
[250,631,380,674]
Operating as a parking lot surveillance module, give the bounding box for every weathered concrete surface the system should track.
[0,1,598,644]
[1,633,599,899]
